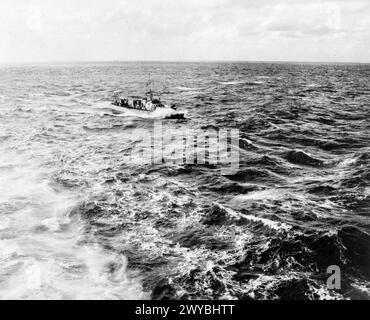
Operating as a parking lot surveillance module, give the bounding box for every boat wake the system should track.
[95,103,186,120]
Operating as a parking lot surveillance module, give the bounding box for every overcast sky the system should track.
[0,0,369,63]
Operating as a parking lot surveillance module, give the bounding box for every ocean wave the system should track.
[1,62,369,300]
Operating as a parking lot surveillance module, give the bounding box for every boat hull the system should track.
[110,104,186,119]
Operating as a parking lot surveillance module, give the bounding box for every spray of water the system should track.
[0,149,147,300]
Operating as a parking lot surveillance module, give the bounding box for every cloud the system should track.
[0,0,369,63]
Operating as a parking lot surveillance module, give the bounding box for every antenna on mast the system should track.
[159,78,167,101]
[146,73,153,100]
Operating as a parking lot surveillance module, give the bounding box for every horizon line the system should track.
[1,59,370,66]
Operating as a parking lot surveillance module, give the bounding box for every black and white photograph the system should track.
[0,0,369,307]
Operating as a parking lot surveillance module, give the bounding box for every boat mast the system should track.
[147,73,153,101]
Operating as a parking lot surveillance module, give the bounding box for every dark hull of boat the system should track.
[110,103,186,120]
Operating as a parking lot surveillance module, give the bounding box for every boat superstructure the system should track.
[111,78,185,119]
